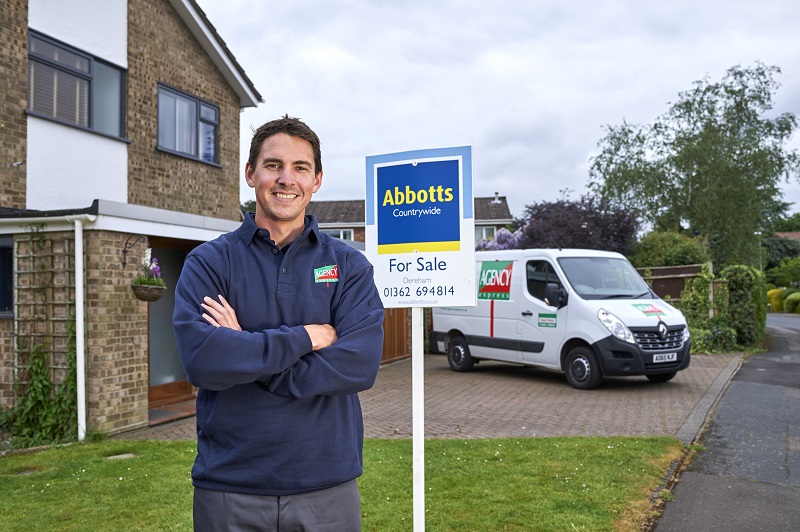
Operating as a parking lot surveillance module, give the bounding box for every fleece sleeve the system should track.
[266,256,385,399]
[172,253,312,392]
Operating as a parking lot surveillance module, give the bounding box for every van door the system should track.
[519,258,568,367]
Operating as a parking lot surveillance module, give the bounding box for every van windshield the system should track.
[557,257,654,300]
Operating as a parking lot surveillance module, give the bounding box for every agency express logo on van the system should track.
[478,261,513,300]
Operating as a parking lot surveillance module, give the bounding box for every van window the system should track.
[526,260,562,301]
[558,256,652,300]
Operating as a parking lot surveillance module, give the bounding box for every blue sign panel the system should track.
[377,159,461,254]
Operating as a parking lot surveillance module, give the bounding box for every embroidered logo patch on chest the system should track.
[314,264,339,283]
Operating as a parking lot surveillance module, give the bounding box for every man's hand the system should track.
[201,295,242,331]
[304,324,337,350]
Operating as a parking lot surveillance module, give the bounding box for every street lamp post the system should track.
[754,231,763,271]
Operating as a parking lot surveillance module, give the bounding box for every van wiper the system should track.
[602,291,652,299]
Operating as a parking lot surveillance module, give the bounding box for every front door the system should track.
[148,243,193,408]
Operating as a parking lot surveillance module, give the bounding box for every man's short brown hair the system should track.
[248,115,322,174]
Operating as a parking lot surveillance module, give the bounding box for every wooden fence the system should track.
[635,263,708,302]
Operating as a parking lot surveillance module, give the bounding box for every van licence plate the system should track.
[653,353,677,363]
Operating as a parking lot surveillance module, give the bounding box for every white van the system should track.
[430,249,691,389]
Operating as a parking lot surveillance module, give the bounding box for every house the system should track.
[0,0,261,436]
[307,193,513,244]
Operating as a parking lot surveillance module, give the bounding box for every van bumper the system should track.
[592,335,691,376]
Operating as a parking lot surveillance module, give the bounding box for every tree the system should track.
[630,230,710,268]
[589,63,799,267]
[762,235,800,270]
[766,256,800,287]
[514,195,639,254]
[770,212,800,232]
[476,227,525,250]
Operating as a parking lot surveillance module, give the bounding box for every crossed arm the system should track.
[200,294,337,351]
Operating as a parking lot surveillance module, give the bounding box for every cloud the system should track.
[199,0,800,216]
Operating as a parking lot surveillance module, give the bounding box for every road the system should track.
[655,314,800,530]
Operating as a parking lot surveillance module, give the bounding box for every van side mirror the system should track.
[544,282,568,308]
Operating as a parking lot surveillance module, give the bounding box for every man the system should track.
[173,115,384,531]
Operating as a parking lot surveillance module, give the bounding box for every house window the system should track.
[158,84,219,164]
[475,225,496,242]
[322,229,354,241]
[0,237,12,316]
[27,31,125,138]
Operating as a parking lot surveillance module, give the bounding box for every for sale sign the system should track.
[365,146,475,308]
[478,261,513,300]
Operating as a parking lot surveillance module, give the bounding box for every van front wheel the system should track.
[565,346,603,390]
[447,337,474,372]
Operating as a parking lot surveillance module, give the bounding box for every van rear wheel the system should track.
[565,346,603,390]
[447,337,474,372]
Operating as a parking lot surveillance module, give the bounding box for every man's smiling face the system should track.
[245,132,322,233]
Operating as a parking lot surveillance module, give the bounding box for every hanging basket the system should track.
[131,283,166,302]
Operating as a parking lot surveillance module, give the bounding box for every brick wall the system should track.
[0,0,28,210]
[0,319,13,408]
[2,230,75,413]
[0,229,151,434]
[127,0,242,221]
[85,231,149,433]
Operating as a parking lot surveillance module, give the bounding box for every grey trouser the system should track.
[193,479,361,531]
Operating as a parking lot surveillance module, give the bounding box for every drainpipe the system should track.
[65,215,95,441]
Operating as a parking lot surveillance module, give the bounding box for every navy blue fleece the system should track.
[173,213,384,495]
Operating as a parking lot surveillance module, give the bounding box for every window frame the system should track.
[321,229,355,241]
[27,30,127,140]
[476,225,496,242]
[157,83,221,166]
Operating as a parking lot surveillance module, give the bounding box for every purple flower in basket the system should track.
[132,248,166,287]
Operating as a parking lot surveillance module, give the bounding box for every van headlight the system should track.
[597,309,635,344]
[682,326,690,343]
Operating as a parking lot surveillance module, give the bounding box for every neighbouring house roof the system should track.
[776,232,800,241]
[171,0,262,108]
[306,200,365,225]
[474,194,513,224]
[307,195,513,227]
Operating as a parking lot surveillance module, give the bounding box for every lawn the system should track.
[0,436,683,531]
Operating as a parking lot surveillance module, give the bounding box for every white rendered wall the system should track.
[27,0,128,210]
[27,118,128,211]
[29,0,127,67]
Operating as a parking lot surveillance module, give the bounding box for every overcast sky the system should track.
[197,0,800,220]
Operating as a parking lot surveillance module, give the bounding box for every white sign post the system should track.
[365,146,475,530]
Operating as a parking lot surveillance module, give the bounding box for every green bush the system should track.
[785,292,800,313]
[784,287,799,299]
[679,264,733,353]
[631,231,710,268]
[720,265,767,347]
[767,288,784,312]
[689,318,737,354]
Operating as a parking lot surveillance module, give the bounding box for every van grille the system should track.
[632,328,685,351]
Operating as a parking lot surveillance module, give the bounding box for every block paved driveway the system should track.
[117,352,738,442]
